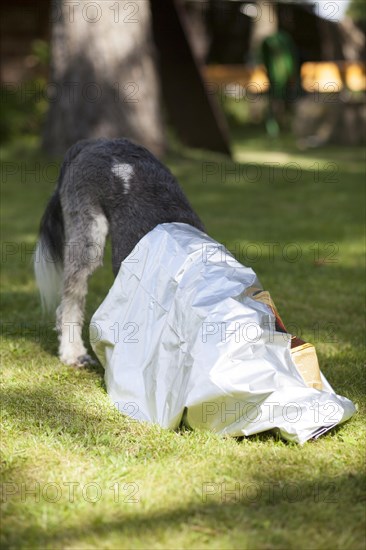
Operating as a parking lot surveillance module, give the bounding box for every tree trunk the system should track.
[150,0,231,156]
[43,0,165,157]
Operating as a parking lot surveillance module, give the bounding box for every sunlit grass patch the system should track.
[1,134,365,549]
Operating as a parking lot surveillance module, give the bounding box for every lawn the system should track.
[1,130,365,550]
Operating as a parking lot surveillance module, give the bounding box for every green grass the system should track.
[1,132,365,550]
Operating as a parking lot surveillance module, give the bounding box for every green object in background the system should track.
[261,30,298,99]
[265,116,280,138]
[261,30,299,135]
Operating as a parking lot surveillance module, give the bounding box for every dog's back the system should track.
[63,138,204,271]
[35,138,204,365]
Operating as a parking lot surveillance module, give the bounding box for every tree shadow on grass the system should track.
[1,288,106,376]
[1,358,363,548]
[2,471,365,549]
[1,385,129,452]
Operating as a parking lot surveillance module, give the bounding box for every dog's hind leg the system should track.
[57,210,108,366]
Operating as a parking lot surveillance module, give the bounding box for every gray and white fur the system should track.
[35,138,204,366]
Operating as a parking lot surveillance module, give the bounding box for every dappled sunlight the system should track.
[234,148,365,175]
[1,131,364,550]
[1,0,365,545]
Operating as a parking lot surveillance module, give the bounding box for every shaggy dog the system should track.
[35,138,204,366]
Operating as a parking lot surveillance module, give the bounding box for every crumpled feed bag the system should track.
[90,223,356,444]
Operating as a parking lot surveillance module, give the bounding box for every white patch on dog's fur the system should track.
[34,239,63,313]
[112,163,134,194]
[90,213,109,262]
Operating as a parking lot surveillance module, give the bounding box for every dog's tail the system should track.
[34,189,64,313]
[34,140,89,313]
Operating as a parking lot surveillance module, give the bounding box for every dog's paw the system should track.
[75,354,99,368]
[60,352,98,368]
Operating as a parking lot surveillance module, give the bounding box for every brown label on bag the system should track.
[291,343,323,390]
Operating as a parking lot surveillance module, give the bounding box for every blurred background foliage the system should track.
[347,0,366,22]
[1,0,365,152]
[0,40,49,144]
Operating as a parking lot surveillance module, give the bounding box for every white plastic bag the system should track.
[90,223,356,443]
